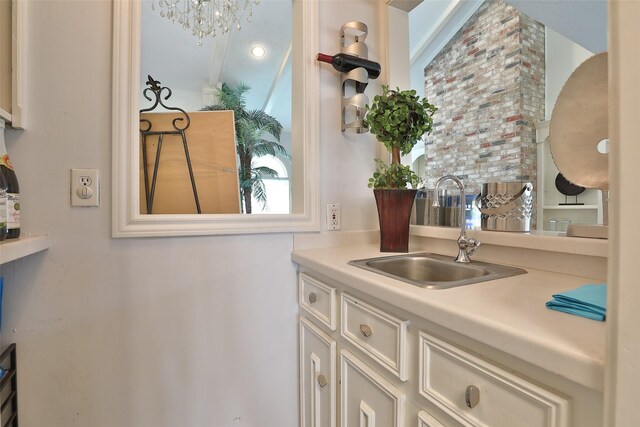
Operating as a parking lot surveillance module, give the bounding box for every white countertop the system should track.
[291,243,606,392]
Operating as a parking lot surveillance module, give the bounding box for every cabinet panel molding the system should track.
[418,410,446,427]
[299,317,337,427]
[341,292,408,381]
[299,273,337,330]
[340,349,405,427]
[359,400,376,427]
[419,331,571,427]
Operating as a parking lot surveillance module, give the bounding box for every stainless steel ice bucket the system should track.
[411,189,455,227]
[475,182,533,232]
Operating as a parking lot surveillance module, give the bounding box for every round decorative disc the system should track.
[549,52,608,190]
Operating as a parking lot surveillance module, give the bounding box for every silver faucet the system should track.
[433,175,481,263]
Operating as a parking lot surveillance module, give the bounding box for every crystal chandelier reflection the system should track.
[153,0,260,45]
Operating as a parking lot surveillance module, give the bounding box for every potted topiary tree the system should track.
[365,85,437,252]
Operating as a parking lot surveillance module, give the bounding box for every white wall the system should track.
[318,1,382,232]
[540,28,600,228]
[408,0,484,91]
[545,27,593,120]
[139,88,205,113]
[0,1,379,426]
[605,0,640,424]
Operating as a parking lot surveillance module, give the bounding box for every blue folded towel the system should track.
[545,283,607,321]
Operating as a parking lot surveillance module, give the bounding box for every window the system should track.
[250,155,290,214]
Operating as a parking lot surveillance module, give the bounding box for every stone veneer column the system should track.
[423,0,545,200]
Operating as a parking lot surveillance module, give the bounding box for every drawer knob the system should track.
[308,292,317,304]
[465,385,480,408]
[360,324,373,337]
[317,374,328,388]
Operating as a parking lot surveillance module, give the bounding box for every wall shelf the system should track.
[543,205,599,210]
[0,234,49,265]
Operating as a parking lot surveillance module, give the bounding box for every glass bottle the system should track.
[316,53,381,79]
[0,120,20,239]
[0,168,6,241]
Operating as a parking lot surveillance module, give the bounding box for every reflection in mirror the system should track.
[112,0,319,237]
[140,0,292,215]
[597,139,609,155]
[396,0,607,234]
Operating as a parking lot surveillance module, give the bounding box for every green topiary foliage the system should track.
[368,159,421,190]
[364,86,437,189]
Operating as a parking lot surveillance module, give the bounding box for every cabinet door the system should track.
[418,410,447,427]
[300,317,336,427]
[0,0,24,127]
[0,0,11,120]
[340,349,405,427]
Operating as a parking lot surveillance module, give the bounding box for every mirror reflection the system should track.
[401,0,608,233]
[140,0,293,215]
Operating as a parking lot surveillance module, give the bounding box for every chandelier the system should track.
[153,0,261,44]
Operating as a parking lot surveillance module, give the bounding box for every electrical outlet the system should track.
[71,168,100,207]
[326,203,341,231]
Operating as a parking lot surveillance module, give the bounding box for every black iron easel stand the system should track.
[140,75,201,214]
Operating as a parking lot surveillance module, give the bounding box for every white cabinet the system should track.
[0,0,25,128]
[300,273,337,331]
[298,273,423,427]
[299,317,336,427]
[419,332,570,427]
[341,293,409,381]
[297,271,587,427]
[341,349,405,427]
[418,411,447,427]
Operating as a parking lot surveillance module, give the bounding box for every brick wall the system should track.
[423,0,544,200]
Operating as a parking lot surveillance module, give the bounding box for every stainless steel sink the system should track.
[348,252,526,290]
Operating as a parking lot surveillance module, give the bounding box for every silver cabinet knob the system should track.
[360,324,373,337]
[317,374,327,388]
[465,385,480,408]
[308,292,317,304]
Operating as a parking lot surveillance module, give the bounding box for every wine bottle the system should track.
[316,52,381,79]
[0,168,6,241]
[0,120,19,239]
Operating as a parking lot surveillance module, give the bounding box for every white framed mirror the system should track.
[112,0,319,237]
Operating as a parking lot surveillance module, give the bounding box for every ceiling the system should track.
[140,0,292,131]
[141,0,607,133]
[407,0,607,89]
[505,0,607,53]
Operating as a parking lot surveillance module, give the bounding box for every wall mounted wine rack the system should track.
[340,21,370,134]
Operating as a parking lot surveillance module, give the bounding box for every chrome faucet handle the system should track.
[455,235,481,263]
[466,236,481,257]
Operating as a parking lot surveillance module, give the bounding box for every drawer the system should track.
[341,293,409,381]
[419,332,571,427]
[340,349,405,427]
[299,273,337,330]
